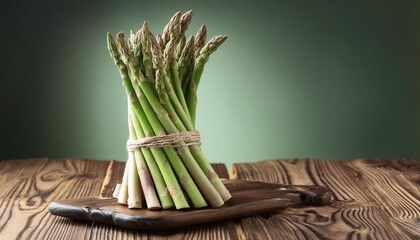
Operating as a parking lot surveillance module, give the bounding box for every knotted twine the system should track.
[126,131,201,151]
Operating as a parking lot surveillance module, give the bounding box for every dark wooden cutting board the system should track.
[48,179,332,230]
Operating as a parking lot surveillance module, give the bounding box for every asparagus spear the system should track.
[180,10,193,37]
[117,162,129,205]
[161,11,181,49]
[133,30,147,75]
[156,34,164,49]
[116,32,209,208]
[108,10,232,209]
[141,26,228,207]
[145,28,228,207]
[186,35,228,126]
[148,27,232,202]
[112,183,121,198]
[178,36,195,92]
[164,38,191,120]
[126,150,142,208]
[182,25,206,96]
[174,10,192,60]
[143,24,194,132]
[130,106,174,209]
[137,25,154,82]
[129,32,174,209]
[108,32,189,209]
[194,25,207,58]
[128,106,161,209]
[175,36,186,61]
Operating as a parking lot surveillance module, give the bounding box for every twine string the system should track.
[127,131,201,151]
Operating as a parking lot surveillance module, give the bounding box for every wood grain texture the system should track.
[1,158,418,239]
[0,158,111,240]
[0,158,237,239]
[230,158,420,240]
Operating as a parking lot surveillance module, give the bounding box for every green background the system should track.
[1,1,419,166]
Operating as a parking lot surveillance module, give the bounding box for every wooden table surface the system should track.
[0,158,418,239]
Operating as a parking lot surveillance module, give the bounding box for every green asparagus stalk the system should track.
[108,32,189,209]
[108,10,232,209]
[130,106,174,209]
[132,30,143,65]
[164,39,191,120]
[145,27,194,131]
[149,27,232,202]
[145,28,229,207]
[186,35,228,126]
[156,34,164,50]
[141,26,228,207]
[137,26,154,82]
[175,36,185,61]
[182,25,205,95]
[174,10,192,60]
[179,36,195,91]
[194,25,207,58]
[128,106,161,210]
[116,32,210,208]
[180,10,193,37]
[128,30,135,50]
[161,11,181,49]
[130,31,174,209]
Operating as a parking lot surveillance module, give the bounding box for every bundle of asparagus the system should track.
[107,10,231,210]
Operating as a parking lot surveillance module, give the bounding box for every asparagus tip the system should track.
[116,31,125,39]
[199,24,207,32]
[142,21,149,30]
[180,10,193,33]
[194,25,207,57]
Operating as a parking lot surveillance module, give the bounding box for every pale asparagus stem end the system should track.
[127,153,142,208]
[112,184,121,198]
[117,162,129,205]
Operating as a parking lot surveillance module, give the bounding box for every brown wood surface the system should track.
[48,180,331,230]
[230,159,420,240]
[0,158,419,239]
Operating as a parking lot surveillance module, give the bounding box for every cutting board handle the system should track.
[278,184,332,206]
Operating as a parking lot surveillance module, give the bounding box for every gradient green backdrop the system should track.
[1,1,419,166]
